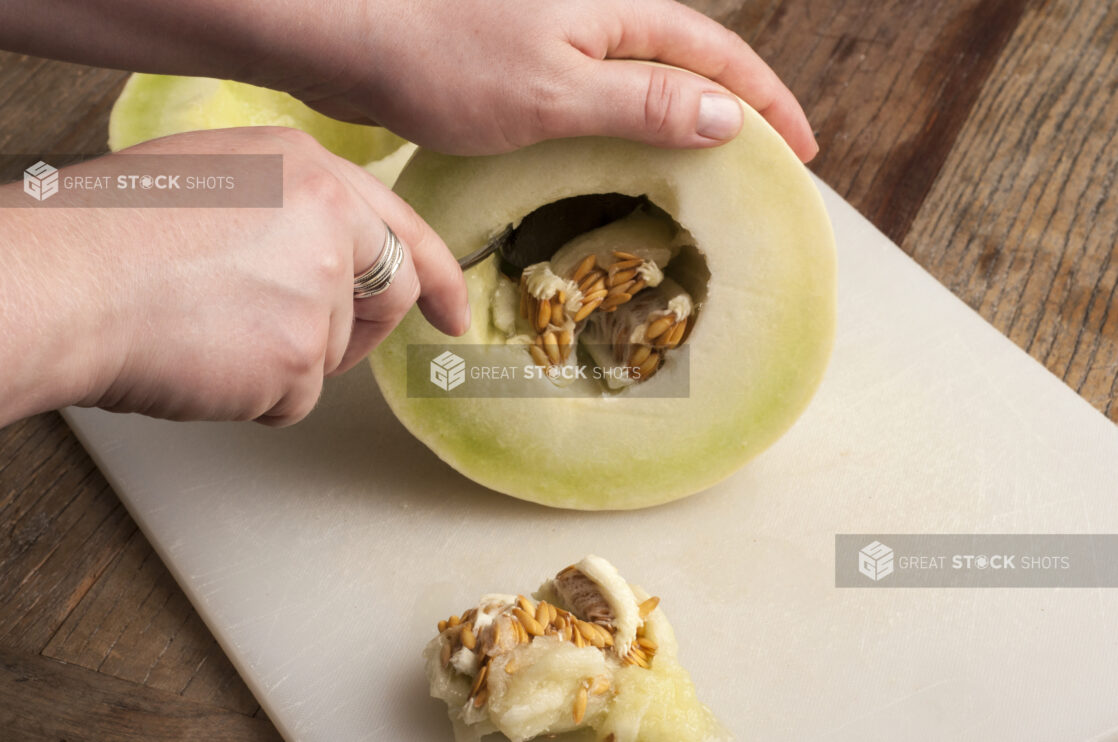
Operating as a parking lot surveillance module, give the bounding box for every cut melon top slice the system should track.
[108,73,407,165]
[372,101,836,510]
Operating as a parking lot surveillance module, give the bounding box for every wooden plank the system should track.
[722,0,1030,243]
[0,51,126,153]
[0,413,265,718]
[0,645,281,742]
[43,527,262,716]
[904,0,1118,421]
[0,413,135,653]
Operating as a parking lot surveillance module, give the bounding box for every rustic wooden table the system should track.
[1,0,1115,739]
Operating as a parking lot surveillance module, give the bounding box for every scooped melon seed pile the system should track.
[435,584,661,718]
[425,556,729,742]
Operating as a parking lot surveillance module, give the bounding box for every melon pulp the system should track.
[373,102,836,510]
[107,73,414,181]
[425,556,730,742]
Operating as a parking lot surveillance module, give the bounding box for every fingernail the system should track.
[459,302,472,335]
[697,93,743,141]
[804,136,821,162]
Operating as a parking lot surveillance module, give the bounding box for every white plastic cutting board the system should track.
[63,178,1118,742]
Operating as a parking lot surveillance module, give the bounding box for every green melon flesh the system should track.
[372,103,836,510]
[108,73,407,165]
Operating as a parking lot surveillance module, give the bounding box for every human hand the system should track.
[251,0,818,160]
[3,0,815,159]
[0,127,467,427]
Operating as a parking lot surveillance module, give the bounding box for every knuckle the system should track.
[286,390,322,424]
[312,243,349,286]
[755,76,782,111]
[643,67,680,138]
[378,274,421,328]
[323,340,348,376]
[525,73,575,141]
[716,22,744,48]
[255,413,291,428]
[291,167,348,211]
[406,273,422,306]
[389,282,420,325]
[403,208,434,245]
[257,375,324,427]
[398,262,422,305]
[241,403,274,423]
[283,323,329,376]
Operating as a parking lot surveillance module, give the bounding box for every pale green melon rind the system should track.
[108,73,406,164]
[372,105,835,510]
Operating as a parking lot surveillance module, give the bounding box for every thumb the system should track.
[553,60,744,148]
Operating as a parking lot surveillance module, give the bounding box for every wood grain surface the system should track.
[1,1,1115,739]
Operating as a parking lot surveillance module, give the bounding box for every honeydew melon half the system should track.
[107,73,412,178]
[373,102,835,510]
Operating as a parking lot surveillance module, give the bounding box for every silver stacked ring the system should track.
[353,226,405,298]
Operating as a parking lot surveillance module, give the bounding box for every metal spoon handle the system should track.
[456,241,499,271]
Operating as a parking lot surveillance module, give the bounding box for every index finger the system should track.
[334,158,471,337]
